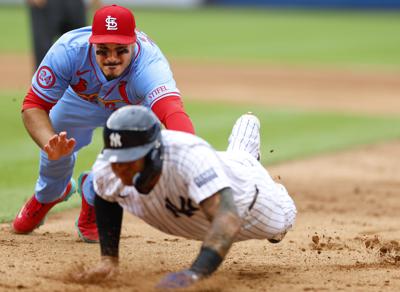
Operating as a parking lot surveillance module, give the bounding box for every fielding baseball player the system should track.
[76,105,296,289]
[12,5,195,243]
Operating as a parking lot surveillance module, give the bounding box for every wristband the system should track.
[190,246,223,277]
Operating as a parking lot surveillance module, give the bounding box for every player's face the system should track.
[94,43,134,80]
[111,158,145,186]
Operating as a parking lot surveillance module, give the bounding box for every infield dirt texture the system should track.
[1,51,400,291]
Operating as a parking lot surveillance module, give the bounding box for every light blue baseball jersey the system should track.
[32,26,180,111]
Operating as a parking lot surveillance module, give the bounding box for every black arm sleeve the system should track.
[94,193,123,258]
[190,246,223,277]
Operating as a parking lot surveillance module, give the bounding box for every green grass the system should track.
[1,6,30,53]
[1,5,400,67]
[187,101,400,163]
[137,9,400,67]
[1,92,399,222]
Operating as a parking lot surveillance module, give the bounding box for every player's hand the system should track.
[44,131,76,160]
[73,256,119,283]
[156,269,201,289]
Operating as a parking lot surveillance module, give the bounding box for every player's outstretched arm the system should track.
[73,194,123,282]
[152,96,195,134]
[22,108,76,160]
[156,187,241,289]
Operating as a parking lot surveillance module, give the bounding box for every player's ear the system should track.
[133,146,163,194]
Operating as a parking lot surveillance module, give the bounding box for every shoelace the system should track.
[25,198,46,218]
[85,204,96,225]
[25,185,70,218]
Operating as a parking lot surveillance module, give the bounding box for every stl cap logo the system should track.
[109,132,122,148]
[105,15,118,30]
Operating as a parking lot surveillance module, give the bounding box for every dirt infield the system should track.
[1,54,400,291]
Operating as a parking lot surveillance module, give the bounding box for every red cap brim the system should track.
[89,34,136,45]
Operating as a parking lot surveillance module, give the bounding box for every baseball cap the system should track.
[89,4,136,45]
[102,106,161,163]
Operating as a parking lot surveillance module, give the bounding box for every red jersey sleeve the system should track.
[22,87,55,113]
[151,95,195,134]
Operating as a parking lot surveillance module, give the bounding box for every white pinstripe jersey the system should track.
[93,130,296,241]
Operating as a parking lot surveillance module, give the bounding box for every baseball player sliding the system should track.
[75,105,297,289]
[13,4,194,243]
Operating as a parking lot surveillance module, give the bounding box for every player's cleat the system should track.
[75,172,99,243]
[12,180,76,234]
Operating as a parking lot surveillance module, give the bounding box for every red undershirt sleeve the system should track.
[22,87,55,113]
[151,95,195,134]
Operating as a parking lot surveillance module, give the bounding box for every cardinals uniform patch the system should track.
[37,66,56,89]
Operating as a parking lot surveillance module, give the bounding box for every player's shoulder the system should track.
[134,30,166,64]
[56,26,91,51]
[136,30,159,49]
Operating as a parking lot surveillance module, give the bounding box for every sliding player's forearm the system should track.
[190,188,241,276]
[204,215,240,255]
[94,194,123,258]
